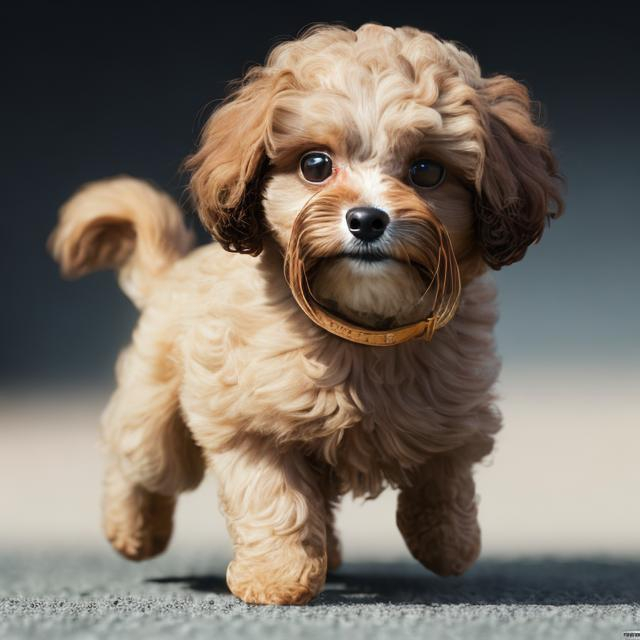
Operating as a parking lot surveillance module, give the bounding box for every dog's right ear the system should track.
[187,68,293,256]
[474,75,564,269]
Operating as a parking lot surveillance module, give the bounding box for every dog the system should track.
[49,23,563,605]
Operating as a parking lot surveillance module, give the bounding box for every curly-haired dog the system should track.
[49,23,563,604]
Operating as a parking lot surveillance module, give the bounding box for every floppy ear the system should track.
[187,68,293,256]
[475,75,564,269]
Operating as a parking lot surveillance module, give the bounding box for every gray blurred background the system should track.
[3,0,638,386]
[1,1,639,559]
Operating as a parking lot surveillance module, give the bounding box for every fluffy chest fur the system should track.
[175,245,501,496]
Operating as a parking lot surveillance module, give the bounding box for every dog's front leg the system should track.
[212,439,327,605]
[396,455,481,577]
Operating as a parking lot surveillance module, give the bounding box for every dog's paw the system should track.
[410,528,480,577]
[397,497,480,577]
[226,555,326,605]
[105,518,172,561]
[103,488,175,561]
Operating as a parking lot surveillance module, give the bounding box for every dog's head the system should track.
[188,24,563,337]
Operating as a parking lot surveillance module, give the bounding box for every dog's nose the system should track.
[345,207,389,242]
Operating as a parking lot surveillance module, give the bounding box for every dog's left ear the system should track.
[187,68,293,256]
[475,75,564,269]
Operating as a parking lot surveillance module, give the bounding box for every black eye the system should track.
[300,152,333,183]
[409,159,446,189]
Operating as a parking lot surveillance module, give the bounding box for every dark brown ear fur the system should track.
[187,68,294,256]
[476,75,564,269]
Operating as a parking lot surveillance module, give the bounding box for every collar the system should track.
[289,281,459,347]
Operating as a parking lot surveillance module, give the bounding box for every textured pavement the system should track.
[1,550,639,639]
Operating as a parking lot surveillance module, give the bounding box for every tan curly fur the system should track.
[49,23,563,605]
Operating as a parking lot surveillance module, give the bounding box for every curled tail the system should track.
[49,176,194,308]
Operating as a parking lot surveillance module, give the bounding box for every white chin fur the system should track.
[310,257,435,330]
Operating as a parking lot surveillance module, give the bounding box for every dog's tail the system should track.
[49,176,195,309]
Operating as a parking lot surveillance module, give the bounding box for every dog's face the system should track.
[189,24,563,331]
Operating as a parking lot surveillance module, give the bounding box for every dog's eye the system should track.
[300,152,333,183]
[409,160,446,189]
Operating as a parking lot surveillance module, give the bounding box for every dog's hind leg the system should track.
[396,454,481,577]
[318,465,342,572]
[101,336,205,561]
[103,460,177,561]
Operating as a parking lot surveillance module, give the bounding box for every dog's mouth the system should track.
[325,251,431,282]
[336,249,392,264]
[306,255,438,331]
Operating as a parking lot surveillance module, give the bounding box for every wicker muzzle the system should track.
[284,210,462,347]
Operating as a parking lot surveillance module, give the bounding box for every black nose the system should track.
[346,207,389,242]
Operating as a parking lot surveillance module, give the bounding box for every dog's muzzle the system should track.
[284,202,462,347]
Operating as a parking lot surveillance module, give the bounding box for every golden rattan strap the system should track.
[298,299,441,346]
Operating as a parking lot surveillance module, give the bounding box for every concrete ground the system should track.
[2,550,640,639]
[1,363,640,638]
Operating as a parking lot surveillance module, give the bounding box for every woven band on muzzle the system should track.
[284,211,462,347]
